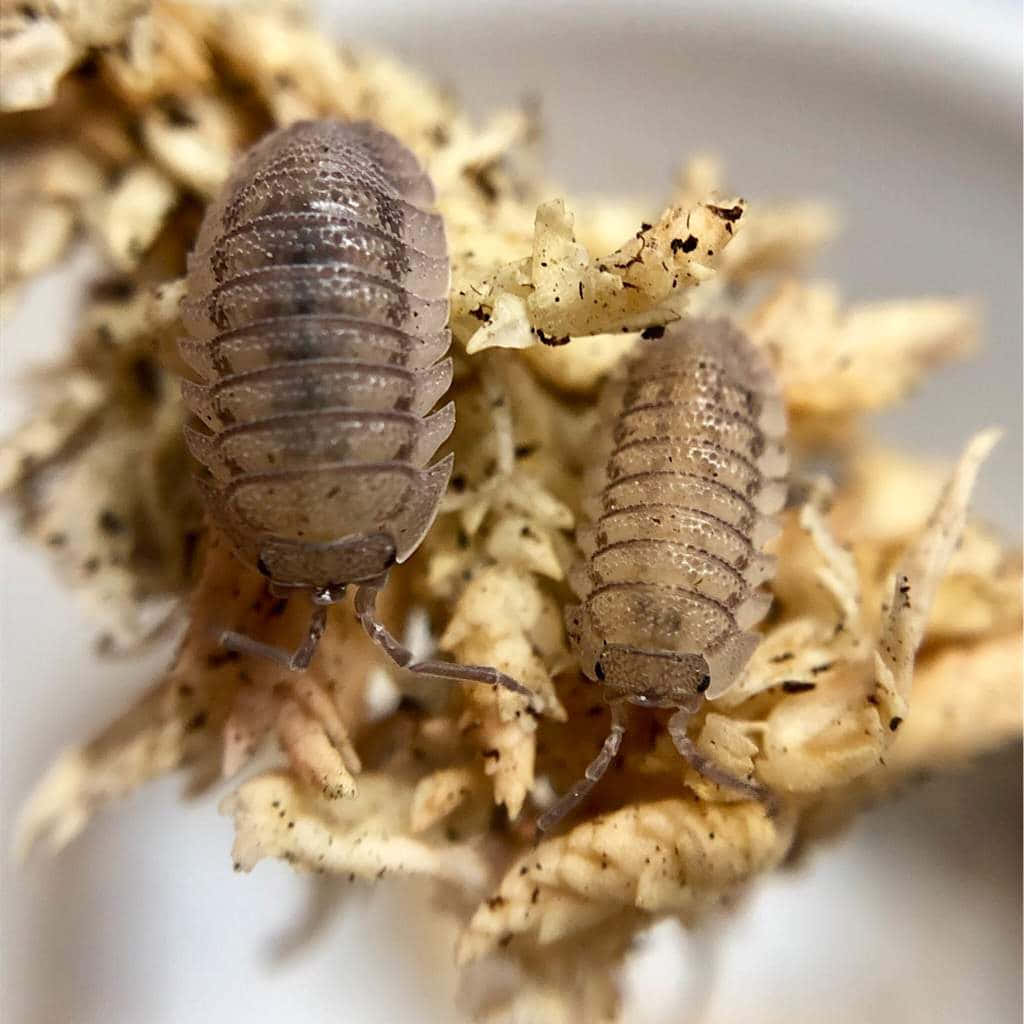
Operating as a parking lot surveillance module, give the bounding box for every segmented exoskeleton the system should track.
[180,119,531,699]
[540,317,788,829]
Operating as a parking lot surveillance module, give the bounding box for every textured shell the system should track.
[180,120,453,590]
[565,318,788,703]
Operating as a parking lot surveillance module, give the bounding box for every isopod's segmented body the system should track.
[568,316,788,701]
[179,120,532,699]
[540,317,788,829]
[180,120,454,591]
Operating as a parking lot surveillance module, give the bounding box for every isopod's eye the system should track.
[593,660,606,680]
[697,674,711,693]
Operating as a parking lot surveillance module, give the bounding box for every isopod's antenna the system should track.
[666,705,778,813]
[219,588,335,671]
[353,581,541,708]
[537,701,629,833]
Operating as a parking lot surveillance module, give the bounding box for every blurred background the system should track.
[2,1,1021,1021]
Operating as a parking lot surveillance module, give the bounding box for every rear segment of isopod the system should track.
[541,317,788,830]
[178,120,536,703]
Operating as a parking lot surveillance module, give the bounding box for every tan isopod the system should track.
[540,317,788,829]
[179,119,531,700]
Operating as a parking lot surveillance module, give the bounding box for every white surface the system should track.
[2,3,1021,1022]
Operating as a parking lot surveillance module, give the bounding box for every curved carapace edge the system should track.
[540,316,789,831]
[180,119,536,705]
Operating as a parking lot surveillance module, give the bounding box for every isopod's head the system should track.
[564,604,714,707]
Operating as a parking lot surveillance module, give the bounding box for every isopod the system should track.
[179,119,531,700]
[540,317,788,829]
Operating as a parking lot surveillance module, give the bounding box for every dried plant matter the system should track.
[0,141,104,309]
[458,800,795,963]
[458,196,745,353]
[745,279,977,431]
[0,0,149,111]
[14,533,393,855]
[3,3,1020,1022]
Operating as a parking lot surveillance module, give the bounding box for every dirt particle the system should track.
[781,680,816,694]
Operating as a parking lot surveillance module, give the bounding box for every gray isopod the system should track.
[539,317,789,830]
[179,119,530,699]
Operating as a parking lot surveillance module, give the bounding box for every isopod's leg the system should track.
[220,602,328,672]
[667,706,778,812]
[353,585,540,706]
[537,701,628,833]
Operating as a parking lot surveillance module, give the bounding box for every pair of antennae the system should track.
[536,701,776,831]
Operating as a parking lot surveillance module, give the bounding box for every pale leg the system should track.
[537,701,628,833]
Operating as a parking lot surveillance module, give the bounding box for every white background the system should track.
[2,2,1021,1021]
